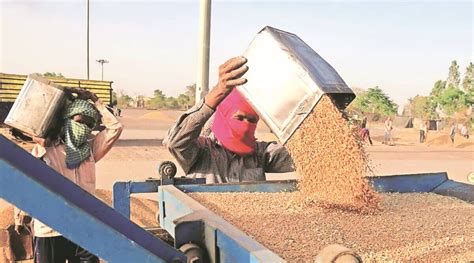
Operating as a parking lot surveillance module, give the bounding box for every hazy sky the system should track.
[1,0,472,109]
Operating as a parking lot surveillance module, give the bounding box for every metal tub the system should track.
[238,26,355,143]
[4,74,67,137]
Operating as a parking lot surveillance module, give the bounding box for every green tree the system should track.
[40,72,65,78]
[176,93,191,109]
[430,80,446,98]
[165,97,180,109]
[462,62,473,92]
[446,60,460,89]
[111,91,118,105]
[407,95,437,119]
[117,94,132,107]
[352,86,398,117]
[149,89,167,108]
[186,84,196,106]
[436,86,468,116]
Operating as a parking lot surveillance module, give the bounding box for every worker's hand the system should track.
[14,224,23,234]
[205,57,248,109]
[32,136,48,147]
[66,87,99,102]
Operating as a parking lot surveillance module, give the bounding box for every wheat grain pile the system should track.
[0,205,14,229]
[285,95,380,213]
[190,192,474,262]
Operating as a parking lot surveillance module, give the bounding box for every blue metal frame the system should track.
[432,179,474,203]
[155,172,472,262]
[159,185,285,263]
[0,135,186,262]
[367,172,473,203]
[177,180,297,193]
[113,177,206,218]
[109,172,473,262]
[367,172,448,193]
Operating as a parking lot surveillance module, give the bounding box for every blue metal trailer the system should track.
[1,134,473,262]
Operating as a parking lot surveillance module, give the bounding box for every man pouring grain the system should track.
[164,56,294,183]
[14,88,123,263]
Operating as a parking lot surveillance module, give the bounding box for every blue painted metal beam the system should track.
[0,135,186,262]
[113,177,206,218]
[113,181,160,218]
[367,172,448,193]
[159,185,285,263]
[432,180,474,203]
[177,180,298,193]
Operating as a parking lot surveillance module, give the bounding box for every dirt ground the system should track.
[0,108,472,261]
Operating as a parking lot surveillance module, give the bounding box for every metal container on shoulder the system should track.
[5,74,67,137]
[237,26,355,144]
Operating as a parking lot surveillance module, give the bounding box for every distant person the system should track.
[461,124,469,139]
[383,117,393,145]
[361,116,368,129]
[423,121,429,142]
[419,121,428,143]
[15,88,123,263]
[359,127,373,145]
[450,124,456,143]
[112,105,119,116]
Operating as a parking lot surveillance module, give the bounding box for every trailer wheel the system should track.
[179,243,205,263]
[158,161,177,179]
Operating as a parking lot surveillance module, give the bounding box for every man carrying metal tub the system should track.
[164,57,294,184]
[14,88,123,263]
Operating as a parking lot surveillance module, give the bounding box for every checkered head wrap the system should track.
[64,99,98,169]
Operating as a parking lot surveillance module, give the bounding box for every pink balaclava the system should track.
[211,89,259,155]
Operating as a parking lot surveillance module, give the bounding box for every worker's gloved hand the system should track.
[205,56,248,109]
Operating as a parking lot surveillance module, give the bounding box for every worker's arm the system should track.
[13,207,30,233]
[164,57,248,174]
[163,101,215,173]
[67,87,123,162]
[203,56,248,109]
[263,141,295,173]
[91,99,123,162]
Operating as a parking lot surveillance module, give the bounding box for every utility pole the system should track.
[196,0,211,104]
[96,59,109,80]
[86,0,90,80]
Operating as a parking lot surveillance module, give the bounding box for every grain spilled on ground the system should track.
[95,189,159,227]
[285,95,380,213]
[189,192,474,262]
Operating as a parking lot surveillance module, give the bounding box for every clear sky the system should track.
[1,0,472,109]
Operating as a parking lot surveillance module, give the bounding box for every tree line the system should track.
[111,60,474,124]
[404,61,473,119]
[114,84,196,110]
[348,60,473,121]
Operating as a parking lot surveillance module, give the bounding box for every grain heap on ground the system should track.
[190,192,474,262]
[285,95,380,212]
